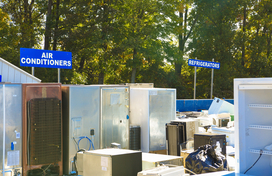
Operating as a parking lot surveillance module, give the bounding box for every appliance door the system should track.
[149,89,175,152]
[0,84,22,176]
[101,87,130,149]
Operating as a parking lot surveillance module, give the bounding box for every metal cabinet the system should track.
[62,85,130,175]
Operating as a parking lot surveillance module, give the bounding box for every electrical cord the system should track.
[72,149,86,175]
[244,149,263,174]
[77,136,95,151]
[71,136,95,174]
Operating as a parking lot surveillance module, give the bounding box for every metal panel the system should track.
[62,85,100,175]
[14,70,21,83]
[0,84,22,176]
[101,87,130,149]
[130,88,176,153]
[149,89,176,151]
[130,89,149,152]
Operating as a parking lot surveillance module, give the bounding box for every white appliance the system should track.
[83,149,142,176]
[142,153,183,170]
[137,166,188,176]
[208,97,234,115]
[234,78,272,176]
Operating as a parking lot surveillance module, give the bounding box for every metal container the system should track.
[142,153,183,170]
[83,149,142,176]
[0,84,22,176]
[62,85,130,175]
[130,88,176,153]
[22,83,62,176]
[166,119,198,156]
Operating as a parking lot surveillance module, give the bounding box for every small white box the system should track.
[142,153,183,170]
[137,166,188,176]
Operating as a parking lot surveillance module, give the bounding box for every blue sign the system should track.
[20,48,72,69]
[188,59,220,69]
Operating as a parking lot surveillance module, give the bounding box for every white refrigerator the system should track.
[234,78,272,176]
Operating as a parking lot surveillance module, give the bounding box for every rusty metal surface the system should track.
[22,83,62,176]
[28,98,61,165]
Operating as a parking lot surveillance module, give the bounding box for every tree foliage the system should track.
[0,0,272,98]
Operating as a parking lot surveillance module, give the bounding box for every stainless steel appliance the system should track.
[130,88,176,153]
[0,84,22,176]
[62,85,130,175]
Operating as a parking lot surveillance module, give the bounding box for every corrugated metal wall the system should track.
[0,57,41,83]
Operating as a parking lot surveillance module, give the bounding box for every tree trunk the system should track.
[241,4,246,67]
[44,0,53,50]
[175,11,184,76]
[53,0,60,51]
[131,48,137,83]
[131,68,136,83]
[98,72,104,84]
[267,30,272,59]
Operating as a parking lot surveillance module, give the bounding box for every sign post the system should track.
[188,58,220,99]
[20,48,72,82]
[194,59,197,99]
[211,58,214,99]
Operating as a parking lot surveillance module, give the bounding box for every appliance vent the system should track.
[129,126,141,150]
[27,98,61,165]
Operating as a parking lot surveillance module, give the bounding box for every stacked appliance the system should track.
[62,85,130,175]
[0,84,22,176]
[130,88,176,153]
[166,119,198,156]
[22,83,62,176]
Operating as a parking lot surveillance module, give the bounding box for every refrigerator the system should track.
[130,88,176,153]
[234,78,272,176]
[22,83,62,176]
[0,84,22,176]
[62,85,130,175]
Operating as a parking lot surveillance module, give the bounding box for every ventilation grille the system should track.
[28,98,61,165]
[129,126,141,150]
